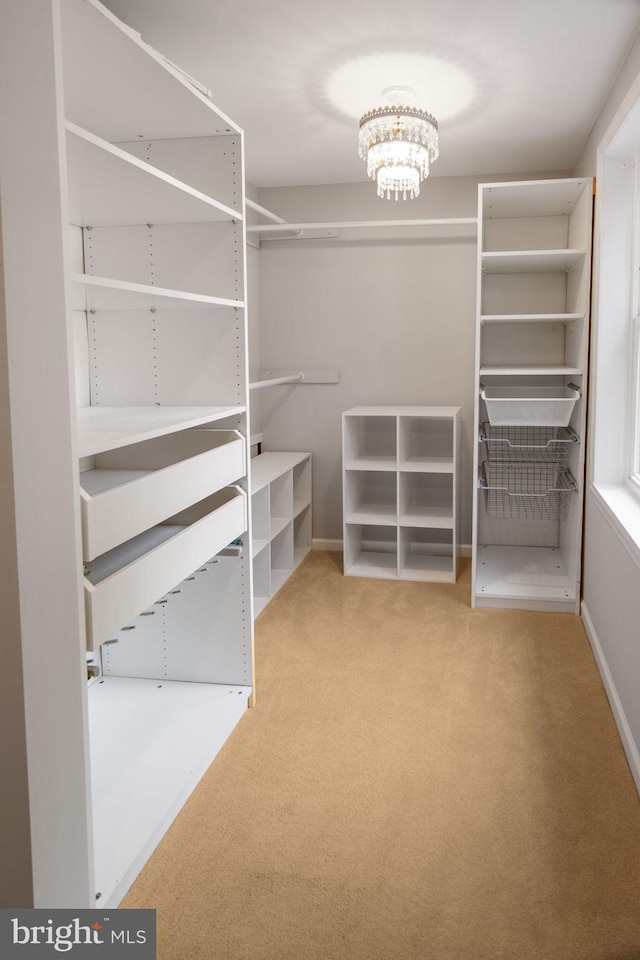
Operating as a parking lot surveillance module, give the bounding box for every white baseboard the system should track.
[581,601,640,796]
[312,538,342,551]
[312,539,472,556]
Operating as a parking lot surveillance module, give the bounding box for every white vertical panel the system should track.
[85,222,243,301]
[102,554,251,685]
[117,135,242,214]
[155,309,244,405]
[0,0,93,906]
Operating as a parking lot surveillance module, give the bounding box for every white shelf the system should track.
[249,452,312,617]
[343,407,460,583]
[473,177,593,614]
[482,178,591,219]
[474,545,576,606]
[480,313,583,324]
[77,405,245,458]
[345,405,461,418]
[270,569,291,594]
[61,0,241,143]
[481,250,586,273]
[346,505,396,524]
[72,273,244,311]
[250,451,313,491]
[2,0,253,912]
[253,596,269,618]
[66,123,241,227]
[344,456,396,471]
[347,552,398,579]
[251,538,269,559]
[480,364,582,376]
[399,555,456,581]
[399,457,454,473]
[270,515,290,539]
[89,676,250,906]
[399,507,453,528]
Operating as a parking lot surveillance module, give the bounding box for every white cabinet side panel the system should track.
[102,554,251,685]
[0,0,93,906]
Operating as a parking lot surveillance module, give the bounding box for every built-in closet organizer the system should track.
[45,0,253,906]
[342,407,461,582]
[250,452,312,616]
[472,178,593,612]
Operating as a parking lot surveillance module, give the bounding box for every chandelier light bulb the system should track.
[358,100,439,200]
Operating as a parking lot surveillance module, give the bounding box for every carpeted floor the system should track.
[123,551,640,960]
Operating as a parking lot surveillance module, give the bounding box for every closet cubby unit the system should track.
[250,452,312,616]
[472,177,593,612]
[343,407,461,582]
[4,0,254,908]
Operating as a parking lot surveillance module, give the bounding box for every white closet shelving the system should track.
[3,0,253,908]
[250,452,312,616]
[472,177,593,612]
[342,407,461,582]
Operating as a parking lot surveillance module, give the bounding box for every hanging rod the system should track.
[245,198,303,236]
[249,372,305,391]
[250,216,478,233]
[245,198,287,224]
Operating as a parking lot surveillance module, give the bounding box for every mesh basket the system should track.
[481,462,577,521]
[481,386,580,427]
[481,423,578,464]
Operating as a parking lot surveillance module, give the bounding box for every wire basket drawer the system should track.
[481,462,578,521]
[481,423,578,463]
[481,386,580,426]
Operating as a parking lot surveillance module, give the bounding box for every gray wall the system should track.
[255,172,567,545]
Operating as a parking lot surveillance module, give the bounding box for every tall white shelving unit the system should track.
[472,178,593,612]
[0,0,252,907]
[342,407,461,583]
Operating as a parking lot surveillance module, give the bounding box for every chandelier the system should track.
[358,97,439,201]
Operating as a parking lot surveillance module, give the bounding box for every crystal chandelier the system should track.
[358,97,439,201]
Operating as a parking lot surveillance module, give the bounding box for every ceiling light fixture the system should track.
[358,86,439,200]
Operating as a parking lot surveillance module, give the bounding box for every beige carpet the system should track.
[123,552,640,960]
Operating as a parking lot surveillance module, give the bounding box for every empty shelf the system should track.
[77,405,245,458]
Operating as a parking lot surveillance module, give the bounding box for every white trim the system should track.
[581,602,640,797]
[312,538,342,552]
[591,483,640,571]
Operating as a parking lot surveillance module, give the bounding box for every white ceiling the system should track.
[101,0,640,188]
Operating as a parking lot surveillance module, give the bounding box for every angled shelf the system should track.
[61,0,241,144]
[66,123,242,227]
[72,273,244,311]
[89,675,248,912]
[77,405,246,458]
